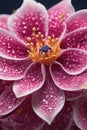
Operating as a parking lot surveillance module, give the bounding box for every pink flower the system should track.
[0,0,87,129]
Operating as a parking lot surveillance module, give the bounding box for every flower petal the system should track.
[0,28,28,60]
[42,101,73,130]
[0,57,30,80]
[61,28,87,51]
[50,62,87,91]
[70,122,80,130]
[13,62,46,98]
[32,69,65,125]
[48,0,75,38]
[73,97,87,130]
[64,90,82,101]
[0,15,9,30]
[58,49,87,75]
[1,97,44,130]
[0,86,25,116]
[66,10,87,33]
[8,0,48,41]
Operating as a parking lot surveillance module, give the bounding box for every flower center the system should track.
[27,27,61,65]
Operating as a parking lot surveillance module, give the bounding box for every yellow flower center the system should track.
[27,27,61,65]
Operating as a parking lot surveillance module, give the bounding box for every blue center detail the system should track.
[39,45,51,54]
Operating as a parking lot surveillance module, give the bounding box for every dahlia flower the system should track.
[0,0,87,130]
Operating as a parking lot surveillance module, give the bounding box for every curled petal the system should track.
[66,10,87,33]
[1,97,44,130]
[0,28,28,60]
[0,86,25,116]
[73,97,87,130]
[0,15,9,30]
[64,90,82,101]
[8,0,48,41]
[58,49,87,75]
[50,62,87,91]
[48,0,75,38]
[0,57,30,80]
[32,69,65,125]
[13,62,46,97]
[61,28,87,51]
[42,101,73,130]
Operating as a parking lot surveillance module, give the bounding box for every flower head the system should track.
[0,0,87,129]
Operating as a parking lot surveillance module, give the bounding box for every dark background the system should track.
[0,0,87,14]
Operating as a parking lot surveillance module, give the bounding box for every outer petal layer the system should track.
[61,28,87,51]
[58,49,87,75]
[8,0,48,41]
[13,62,46,97]
[48,0,75,38]
[0,15,9,30]
[0,28,28,60]
[50,62,87,91]
[1,97,44,130]
[32,69,65,125]
[0,57,30,80]
[66,10,87,33]
[42,101,73,130]
[0,86,25,116]
[73,97,87,130]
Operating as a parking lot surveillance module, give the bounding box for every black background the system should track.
[0,0,87,14]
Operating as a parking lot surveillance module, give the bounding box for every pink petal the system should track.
[0,86,25,116]
[0,57,30,80]
[32,69,65,125]
[8,0,48,41]
[66,10,87,33]
[58,49,87,75]
[50,62,87,91]
[70,122,80,130]
[0,15,9,30]
[13,62,46,97]
[42,101,73,130]
[64,90,82,101]
[48,0,75,38]
[1,97,44,130]
[61,28,87,51]
[0,28,28,60]
[73,97,87,130]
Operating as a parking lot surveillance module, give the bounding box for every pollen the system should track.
[27,27,61,65]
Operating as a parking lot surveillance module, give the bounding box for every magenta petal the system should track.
[13,62,46,97]
[70,122,80,130]
[0,28,28,60]
[0,86,25,116]
[8,0,48,41]
[73,97,87,130]
[0,15,9,30]
[61,28,87,51]
[50,62,87,91]
[66,10,87,33]
[1,97,44,130]
[58,49,87,75]
[0,57,30,80]
[64,90,82,101]
[48,0,75,38]
[32,69,65,125]
[42,101,73,130]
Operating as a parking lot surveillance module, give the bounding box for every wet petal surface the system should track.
[0,28,28,60]
[58,49,87,75]
[8,0,48,41]
[32,69,65,125]
[61,28,87,51]
[48,0,75,38]
[66,10,87,33]
[0,15,9,30]
[42,101,73,130]
[73,97,87,130]
[13,62,46,97]
[0,57,30,80]
[50,62,87,91]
